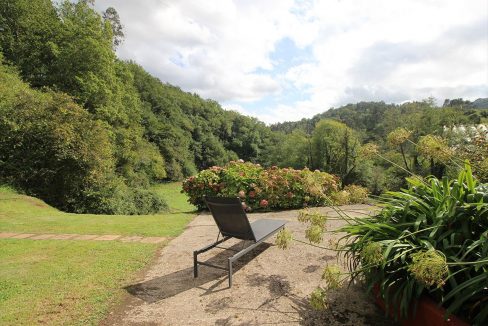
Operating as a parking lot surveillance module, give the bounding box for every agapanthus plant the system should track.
[277,164,487,324]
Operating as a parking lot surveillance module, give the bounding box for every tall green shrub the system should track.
[0,64,166,214]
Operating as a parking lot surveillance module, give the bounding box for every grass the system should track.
[0,183,196,237]
[0,182,196,325]
[0,240,156,325]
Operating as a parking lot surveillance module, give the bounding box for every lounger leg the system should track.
[228,258,233,288]
[193,251,198,278]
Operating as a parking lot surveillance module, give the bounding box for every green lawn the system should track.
[0,183,196,325]
[0,183,196,237]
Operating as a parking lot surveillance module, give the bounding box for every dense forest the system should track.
[0,0,274,214]
[0,0,486,214]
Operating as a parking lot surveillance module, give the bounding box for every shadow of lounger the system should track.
[125,241,271,303]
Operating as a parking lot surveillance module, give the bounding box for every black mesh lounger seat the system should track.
[193,196,286,287]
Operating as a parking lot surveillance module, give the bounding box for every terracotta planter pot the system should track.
[373,284,469,326]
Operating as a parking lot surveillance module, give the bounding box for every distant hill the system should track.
[442,98,488,109]
[471,98,488,109]
[271,100,486,142]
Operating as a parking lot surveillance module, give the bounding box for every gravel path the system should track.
[103,205,396,326]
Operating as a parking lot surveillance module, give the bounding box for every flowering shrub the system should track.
[343,184,369,204]
[182,160,338,210]
[329,184,369,205]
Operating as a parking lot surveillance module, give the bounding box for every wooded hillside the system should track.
[1,0,485,213]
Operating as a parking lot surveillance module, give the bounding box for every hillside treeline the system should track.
[0,0,485,214]
[0,0,273,214]
[269,100,487,193]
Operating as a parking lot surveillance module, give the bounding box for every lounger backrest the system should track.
[204,196,256,241]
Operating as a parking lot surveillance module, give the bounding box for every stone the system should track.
[94,235,122,241]
[119,236,144,242]
[0,232,19,239]
[139,237,166,244]
[30,234,55,240]
[10,233,36,239]
[49,234,76,240]
[72,234,100,241]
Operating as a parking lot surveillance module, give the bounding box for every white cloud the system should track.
[95,0,488,123]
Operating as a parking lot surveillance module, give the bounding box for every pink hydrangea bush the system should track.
[182,160,340,210]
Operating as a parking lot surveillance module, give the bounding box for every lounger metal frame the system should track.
[193,197,286,287]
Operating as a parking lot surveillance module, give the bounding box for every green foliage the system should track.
[305,224,324,244]
[0,0,281,213]
[387,128,412,147]
[310,287,328,310]
[1,0,485,216]
[311,119,361,184]
[360,242,384,267]
[0,0,61,87]
[343,184,369,204]
[321,265,342,289]
[298,209,328,244]
[449,128,488,182]
[272,101,481,193]
[275,228,293,249]
[266,130,311,169]
[0,182,193,236]
[408,249,448,288]
[339,165,488,324]
[417,135,454,165]
[182,161,338,210]
[0,62,166,214]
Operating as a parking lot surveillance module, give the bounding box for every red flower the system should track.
[249,190,256,198]
[260,199,269,207]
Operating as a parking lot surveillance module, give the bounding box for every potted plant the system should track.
[337,164,488,325]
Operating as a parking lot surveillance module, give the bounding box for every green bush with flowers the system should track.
[181,160,368,211]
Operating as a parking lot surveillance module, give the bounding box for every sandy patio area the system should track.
[103,205,396,326]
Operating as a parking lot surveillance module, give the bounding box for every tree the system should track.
[0,0,61,87]
[311,119,361,184]
[102,7,124,49]
[272,130,310,169]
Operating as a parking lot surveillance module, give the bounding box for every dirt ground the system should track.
[103,205,396,326]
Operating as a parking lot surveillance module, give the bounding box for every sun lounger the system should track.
[193,196,286,287]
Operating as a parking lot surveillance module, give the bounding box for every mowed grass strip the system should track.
[0,239,156,325]
[0,182,197,325]
[0,183,196,237]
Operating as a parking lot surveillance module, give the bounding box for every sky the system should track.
[95,0,488,124]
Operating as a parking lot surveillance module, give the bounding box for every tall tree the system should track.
[102,7,124,49]
[311,119,361,184]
